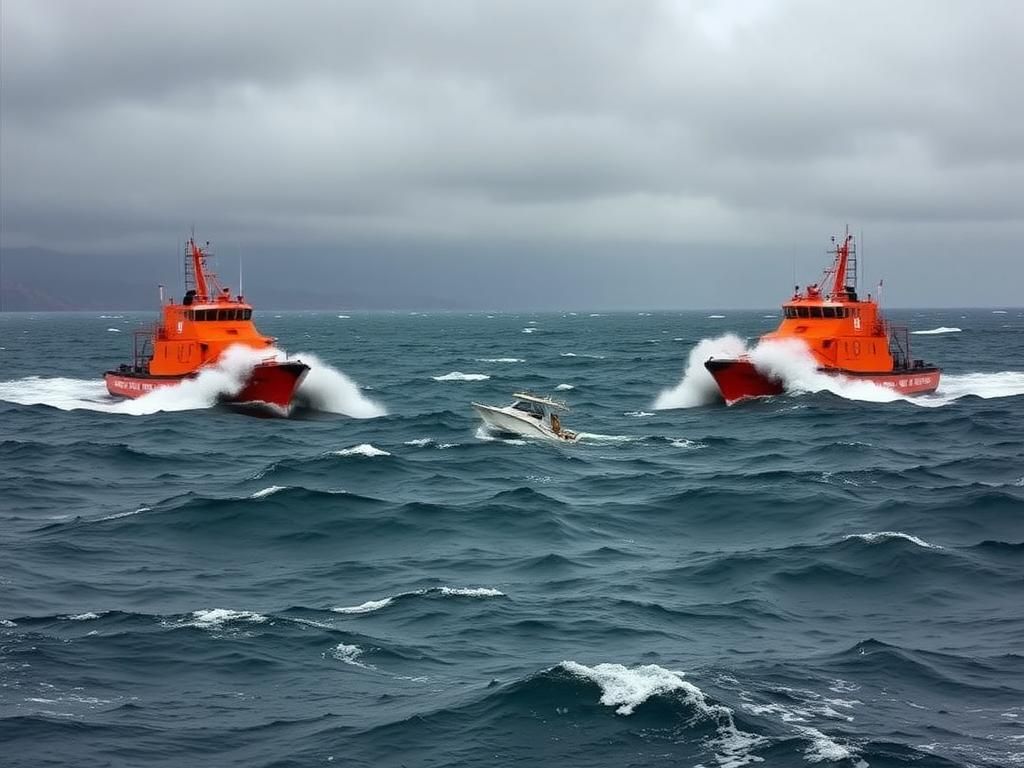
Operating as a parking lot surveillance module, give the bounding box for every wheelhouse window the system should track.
[512,400,544,418]
[797,306,810,319]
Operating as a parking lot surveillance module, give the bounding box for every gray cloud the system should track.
[2,0,1022,307]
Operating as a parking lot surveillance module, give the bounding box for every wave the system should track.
[329,642,373,669]
[332,586,505,615]
[432,372,490,382]
[330,444,391,458]
[843,531,941,549]
[559,661,767,764]
[250,485,287,499]
[917,371,1024,407]
[167,608,269,630]
[555,383,574,390]
[0,345,385,418]
[912,326,962,335]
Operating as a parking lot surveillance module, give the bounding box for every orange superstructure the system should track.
[146,238,273,375]
[704,230,941,404]
[105,236,308,411]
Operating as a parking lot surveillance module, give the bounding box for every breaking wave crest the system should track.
[332,586,505,615]
[912,326,961,335]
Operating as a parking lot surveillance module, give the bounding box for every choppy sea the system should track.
[2,308,1023,767]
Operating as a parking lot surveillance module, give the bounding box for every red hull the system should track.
[705,358,941,405]
[104,360,310,410]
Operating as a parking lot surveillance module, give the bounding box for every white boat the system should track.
[472,392,579,443]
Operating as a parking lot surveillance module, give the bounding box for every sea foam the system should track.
[331,444,391,458]
[652,334,1019,410]
[0,344,385,418]
[432,372,490,382]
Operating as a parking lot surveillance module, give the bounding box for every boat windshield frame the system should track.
[512,399,547,418]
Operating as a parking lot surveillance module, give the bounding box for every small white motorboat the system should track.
[472,392,579,443]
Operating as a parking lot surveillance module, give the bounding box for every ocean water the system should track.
[1,308,1023,767]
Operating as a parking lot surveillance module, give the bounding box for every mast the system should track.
[188,237,211,301]
[830,229,854,298]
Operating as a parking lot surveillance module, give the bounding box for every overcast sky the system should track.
[2,0,1022,308]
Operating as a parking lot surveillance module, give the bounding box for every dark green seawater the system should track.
[2,309,1023,767]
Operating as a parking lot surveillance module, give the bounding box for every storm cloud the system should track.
[2,0,1022,308]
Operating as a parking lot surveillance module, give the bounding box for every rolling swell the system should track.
[2,309,1022,767]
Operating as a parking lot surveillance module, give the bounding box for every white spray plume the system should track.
[0,344,385,418]
[653,334,747,409]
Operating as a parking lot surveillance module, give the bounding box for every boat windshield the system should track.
[512,400,545,418]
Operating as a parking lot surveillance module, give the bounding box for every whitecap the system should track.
[707,314,726,319]
[333,598,395,615]
[97,506,151,522]
[797,726,859,763]
[670,438,707,449]
[404,438,433,447]
[329,643,374,669]
[184,609,268,629]
[331,444,391,458]
[844,531,941,549]
[625,410,654,418]
[106,328,121,333]
[250,485,286,499]
[1,619,16,628]
[333,586,503,615]
[992,310,1008,314]
[522,327,536,334]
[476,358,524,363]
[555,384,574,391]
[437,586,504,597]
[912,327,961,335]
[560,661,767,764]
[63,612,102,621]
[432,371,490,382]
[336,314,350,319]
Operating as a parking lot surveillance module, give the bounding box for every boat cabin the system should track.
[131,238,275,376]
[761,232,917,373]
[511,392,570,433]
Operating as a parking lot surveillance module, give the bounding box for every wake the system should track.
[0,345,386,418]
[654,334,1024,409]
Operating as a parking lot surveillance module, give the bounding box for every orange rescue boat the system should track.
[705,230,941,404]
[105,237,309,411]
